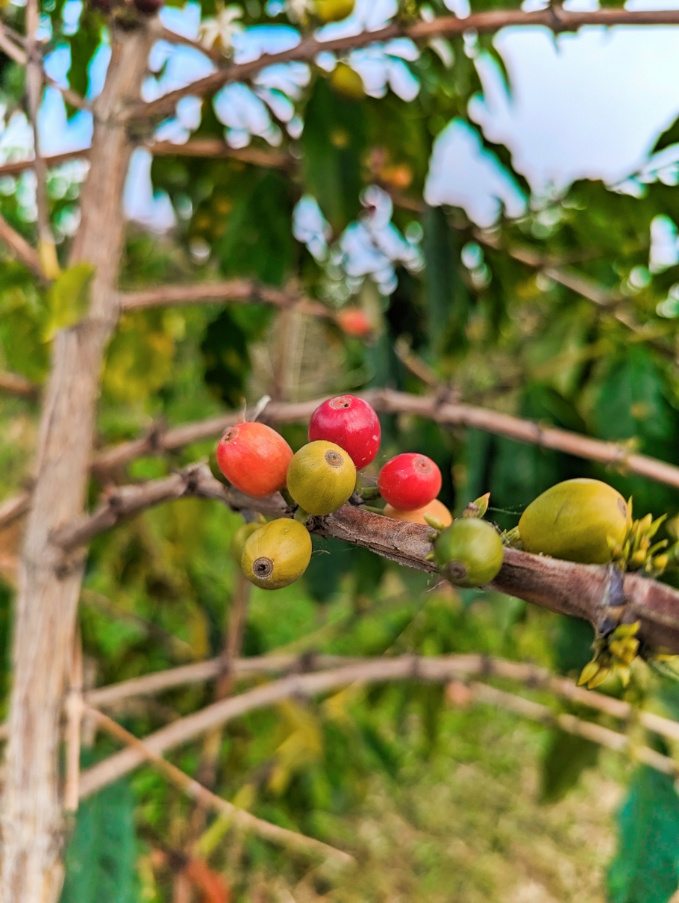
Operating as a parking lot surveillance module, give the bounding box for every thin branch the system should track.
[476,232,676,356]
[128,9,679,123]
[83,652,679,745]
[0,139,288,180]
[0,20,26,65]
[0,20,89,112]
[148,139,291,170]
[78,652,679,798]
[49,462,679,654]
[188,571,251,841]
[120,279,330,318]
[0,491,31,532]
[0,371,40,400]
[86,706,355,865]
[90,389,679,490]
[25,0,56,271]
[468,682,678,778]
[0,212,45,279]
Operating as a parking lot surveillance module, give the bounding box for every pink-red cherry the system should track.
[308,395,380,470]
[378,453,442,510]
[216,422,293,498]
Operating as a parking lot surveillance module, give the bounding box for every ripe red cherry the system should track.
[378,453,442,510]
[216,422,293,498]
[308,395,381,469]
[337,309,372,338]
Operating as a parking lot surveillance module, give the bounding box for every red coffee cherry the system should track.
[378,453,442,510]
[215,422,293,498]
[308,395,380,469]
[337,309,372,338]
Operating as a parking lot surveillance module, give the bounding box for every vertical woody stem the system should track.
[0,26,150,903]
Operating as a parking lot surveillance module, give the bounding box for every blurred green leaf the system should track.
[540,730,599,803]
[44,263,95,341]
[60,778,139,903]
[608,766,679,903]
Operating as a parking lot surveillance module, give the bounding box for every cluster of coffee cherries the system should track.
[214,394,505,592]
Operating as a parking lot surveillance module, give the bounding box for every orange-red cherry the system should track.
[215,422,293,498]
[308,395,380,469]
[378,453,442,510]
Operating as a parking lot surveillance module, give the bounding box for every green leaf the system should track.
[44,263,95,340]
[608,766,679,903]
[540,730,599,803]
[652,115,679,155]
[300,75,367,233]
[422,205,471,359]
[60,778,139,903]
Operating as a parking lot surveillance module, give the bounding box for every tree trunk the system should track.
[1,26,150,903]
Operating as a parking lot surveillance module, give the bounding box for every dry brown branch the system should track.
[0,20,89,111]
[78,652,679,798]
[48,462,679,654]
[188,571,251,841]
[0,139,288,180]
[86,706,355,865]
[83,652,679,744]
[120,279,329,318]
[0,492,31,532]
[468,682,678,777]
[148,138,291,169]
[90,389,679,490]
[26,0,58,276]
[0,371,40,400]
[129,9,679,123]
[0,212,45,278]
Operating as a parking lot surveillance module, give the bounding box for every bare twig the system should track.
[83,652,679,744]
[0,213,45,278]
[188,571,251,841]
[0,372,40,400]
[120,279,329,318]
[0,20,89,112]
[148,139,291,170]
[90,389,679,490]
[468,682,678,777]
[78,652,679,797]
[25,0,58,277]
[0,492,31,532]
[86,706,355,865]
[129,9,679,123]
[0,139,288,180]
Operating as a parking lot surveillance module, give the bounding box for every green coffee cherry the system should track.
[241,518,312,590]
[518,478,630,564]
[433,518,504,588]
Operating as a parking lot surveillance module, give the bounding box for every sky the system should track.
[2,0,679,236]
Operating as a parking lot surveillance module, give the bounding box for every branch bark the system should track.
[78,651,679,798]
[0,212,45,279]
[0,371,40,400]
[88,389,679,490]
[83,652,679,745]
[87,707,355,865]
[128,9,679,123]
[49,462,679,655]
[0,24,152,903]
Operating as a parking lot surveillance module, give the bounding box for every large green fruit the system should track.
[241,518,312,590]
[314,0,354,22]
[433,518,504,588]
[286,440,356,516]
[518,478,630,564]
